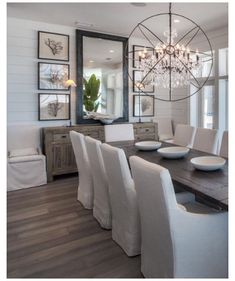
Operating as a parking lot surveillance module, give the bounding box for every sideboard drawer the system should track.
[136,127,155,134]
[53,133,70,142]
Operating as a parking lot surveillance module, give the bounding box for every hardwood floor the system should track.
[7,176,142,278]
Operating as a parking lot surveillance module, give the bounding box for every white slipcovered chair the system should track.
[104,123,134,142]
[220,131,228,158]
[193,127,218,154]
[85,136,112,229]
[70,131,93,209]
[100,143,140,256]
[153,117,173,141]
[7,125,47,191]
[165,124,195,147]
[130,156,228,278]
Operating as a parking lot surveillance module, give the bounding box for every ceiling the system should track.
[7,2,228,37]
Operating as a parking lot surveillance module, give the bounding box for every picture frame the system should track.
[38,62,70,90]
[38,93,70,121]
[132,45,154,68]
[133,94,154,117]
[133,70,154,93]
[38,31,69,61]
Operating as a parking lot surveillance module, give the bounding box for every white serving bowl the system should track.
[158,146,190,159]
[99,118,114,125]
[135,141,162,151]
[190,156,226,171]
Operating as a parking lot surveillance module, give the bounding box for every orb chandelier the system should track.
[127,3,213,102]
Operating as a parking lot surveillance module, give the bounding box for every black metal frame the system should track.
[127,3,214,102]
[132,45,154,68]
[38,62,70,91]
[38,93,71,121]
[38,31,70,62]
[133,70,155,93]
[133,94,154,117]
[76,29,129,124]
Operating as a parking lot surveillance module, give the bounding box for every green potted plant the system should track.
[83,74,101,112]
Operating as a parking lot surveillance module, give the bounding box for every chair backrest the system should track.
[153,118,173,141]
[104,124,134,142]
[70,131,86,171]
[220,131,228,158]
[70,131,93,208]
[193,127,218,154]
[173,124,195,147]
[85,136,111,225]
[100,143,135,219]
[7,125,41,151]
[130,155,178,277]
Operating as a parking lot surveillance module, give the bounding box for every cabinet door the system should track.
[52,144,77,174]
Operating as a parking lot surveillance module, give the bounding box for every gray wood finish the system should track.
[42,123,157,181]
[109,141,228,211]
[7,176,142,278]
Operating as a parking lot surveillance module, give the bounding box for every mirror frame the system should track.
[76,29,129,124]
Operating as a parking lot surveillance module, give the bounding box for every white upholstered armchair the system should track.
[7,125,47,191]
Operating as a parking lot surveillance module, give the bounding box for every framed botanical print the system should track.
[38,93,70,121]
[132,45,154,68]
[38,31,69,61]
[38,62,69,90]
[133,94,154,117]
[133,70,154,93]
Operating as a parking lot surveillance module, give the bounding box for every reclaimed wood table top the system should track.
[108,141,228,211]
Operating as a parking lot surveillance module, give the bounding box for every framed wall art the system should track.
[38,31,69,61]
[132,45,154,68]
[38,62,70,90]
[38,93,70,121]
[133,70,154,93]
[133,94,154,117]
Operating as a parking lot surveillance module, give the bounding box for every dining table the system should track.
[108,140,228,211]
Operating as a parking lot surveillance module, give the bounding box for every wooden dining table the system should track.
[108,141,228,211]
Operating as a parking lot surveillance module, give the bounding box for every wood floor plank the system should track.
[7,176,142,278]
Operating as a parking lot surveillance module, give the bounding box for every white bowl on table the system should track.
[190,156,226,171]
[158,146,190,159]
[135,141,162,151]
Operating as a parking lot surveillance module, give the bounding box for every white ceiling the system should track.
[7,2,228,37]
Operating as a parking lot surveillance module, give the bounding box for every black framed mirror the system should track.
[76,29,129,124]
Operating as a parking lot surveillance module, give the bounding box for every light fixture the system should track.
[109,50,114,53]
[174,19,180,23]
[131,3,147,7]
[89,60,94,63]
[64,79,77,126]
[127,2,213,102]
[64,79,77,88]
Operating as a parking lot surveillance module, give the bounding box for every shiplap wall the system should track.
[7,17,227,128]
[7,17,77,126]
[7,17,172,126]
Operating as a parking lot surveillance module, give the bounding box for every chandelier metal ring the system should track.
[126,7,214,102]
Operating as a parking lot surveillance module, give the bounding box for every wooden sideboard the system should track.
[42,122,158,181]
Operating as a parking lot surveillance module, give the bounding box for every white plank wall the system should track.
[7,17,77,127]
[7,17,227,128]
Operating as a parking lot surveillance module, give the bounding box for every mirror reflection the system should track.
[83,36,123,119]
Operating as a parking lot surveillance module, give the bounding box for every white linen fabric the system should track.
[100,143,140,256]
[70,131,93,209]
[9,148,38,158]
[85,136,112,229]
[166,124,195,147]
[220,131,228,158]
[153,118,173,141]
[104,124,134,142]
[130,156,228,278]
[7,125,47,191]
[193,127,218,154]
